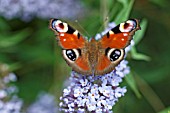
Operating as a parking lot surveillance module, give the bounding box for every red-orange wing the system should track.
[50,19,86,49]
[100,19,140,49]
[95,19,140,75]
[50,19,92,75]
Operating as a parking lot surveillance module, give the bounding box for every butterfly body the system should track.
[50,19,140,75]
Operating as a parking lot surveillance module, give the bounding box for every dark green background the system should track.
[0,0,169,113]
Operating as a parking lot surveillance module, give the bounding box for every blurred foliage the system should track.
[159,107,170,113]
[0,0,170,113]
[0,18,56,104]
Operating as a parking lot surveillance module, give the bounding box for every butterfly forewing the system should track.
[100,19,140,49]
[50,19,86,49]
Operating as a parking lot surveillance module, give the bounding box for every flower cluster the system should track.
[59,60,129,113]
[0,0,84,21]
[0,73,23,113]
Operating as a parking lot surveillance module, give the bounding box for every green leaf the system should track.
[0,28,31,48]
[158,107,170,113]
[125,72,142,98]
[114,0,135,23]
[130,46,151,61]
[142,66,170,83]
[117,0,129,5]
[109,2,121,22]
[134,72,165,112]
[0,18,10,31]
[134,19,148,45]
[8,62,22,71]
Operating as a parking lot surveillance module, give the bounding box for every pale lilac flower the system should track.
[0,90,7,99]
[86,98,97,111]
[80,78,88,87]
[0,73,23,113]
[63,88,71,96]
[88,88,100,100]
[0,0,84,21]
[99,85,112,97]
[3,73,17,83]
[96,106,103,113]
[78,108,85,113]
[59,62,129,113]
[97,96,106,107]
[114,87,127,98]
[0,96,23,113]
[27,92,59,113]
[74,87,84,97]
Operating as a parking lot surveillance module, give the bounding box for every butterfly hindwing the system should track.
[95,48,125,75]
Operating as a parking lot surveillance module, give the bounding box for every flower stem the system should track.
[134,71,165,112]
[100,0,109,29]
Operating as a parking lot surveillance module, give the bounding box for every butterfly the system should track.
[49,19,140,75]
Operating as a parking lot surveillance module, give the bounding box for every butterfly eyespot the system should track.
[62,49,80,62]
[109,49,121,61]
[106,48,124,62]
[51,19,68,33]
[119,20,137,32]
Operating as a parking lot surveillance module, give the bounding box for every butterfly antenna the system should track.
[75,20,91,38]
[100,0,110,28]
[98,16,109,32]
[94,0,113,37]
[94,16,110,40]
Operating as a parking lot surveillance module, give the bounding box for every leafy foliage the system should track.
[0,0,170,113]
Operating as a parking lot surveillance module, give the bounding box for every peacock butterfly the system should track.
[49,19,140,75]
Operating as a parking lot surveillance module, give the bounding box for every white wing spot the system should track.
[62,23,69,32]
[127,20,136,29]
[123,33,128,36]
[73,30,78,35]
[60,33,65,36]
[119,23,125,32]
[121,38,125,41]
[109,30,114,35]
[63,38,66,41]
